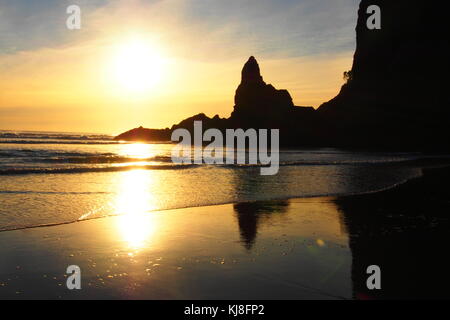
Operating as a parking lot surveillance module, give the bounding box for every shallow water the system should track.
[0,130,428,231]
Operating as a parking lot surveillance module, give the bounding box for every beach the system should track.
[0,197,351,300]
[2,0,450,304]
[2,132,450,300]
[2,165,450,299]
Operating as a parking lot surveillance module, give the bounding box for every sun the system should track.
[111,37,167,93]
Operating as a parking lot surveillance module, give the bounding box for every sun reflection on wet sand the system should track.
[117,213,156,249]
[115,169,158,249]
[0,196,354,299]
[119,142,158,159]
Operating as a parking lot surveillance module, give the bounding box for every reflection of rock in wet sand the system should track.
[233,200,289,250]
[336,167,450,299]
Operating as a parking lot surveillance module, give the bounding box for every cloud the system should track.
[0,0,108,53]
[0,0,359,59]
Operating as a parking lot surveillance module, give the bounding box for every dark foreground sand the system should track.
[1,166,450,300]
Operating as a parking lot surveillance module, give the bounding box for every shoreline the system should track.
[0,163,427,234]
[1,165,450,299]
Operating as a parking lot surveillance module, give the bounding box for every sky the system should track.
[0,0,359,134]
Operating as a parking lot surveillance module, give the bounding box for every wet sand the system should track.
[0,197,351,299]
[1,166,450,299]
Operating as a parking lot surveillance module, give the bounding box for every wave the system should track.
[0,190,111,195]
[39,155,173,164]
[0,131,118,146]
[0,139,120,145]
[0,150,174,164]
[0,150,116,157]
[0,163,199,175]
[0,132,112,141]
[0,150,170,161]
[0,156,444,176]
[41,154,450,166]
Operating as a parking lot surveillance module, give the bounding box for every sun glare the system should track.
[120,142,155,159]
[111,37,167,93]
[115,169,157,249]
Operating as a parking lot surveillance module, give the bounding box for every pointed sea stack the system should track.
[240,56,264,84]
[114,55,317,145]
[230,56,313,129]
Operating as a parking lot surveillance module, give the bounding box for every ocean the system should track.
[0,130,431,232]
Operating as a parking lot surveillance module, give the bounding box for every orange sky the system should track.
[0,0,357,134]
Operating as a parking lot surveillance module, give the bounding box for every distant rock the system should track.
[114,126,171,142]
[171,113,227,132]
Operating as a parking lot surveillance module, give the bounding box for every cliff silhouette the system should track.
[116,0,450,150]
[318,0,450,149]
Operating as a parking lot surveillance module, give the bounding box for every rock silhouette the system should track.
[240,56,264,84]
[233,200,290,251]
[115,126,171,142]
[115,56,315,145]
[116,0,450,150]
[230,56,314,129]
[318,0,450,149]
